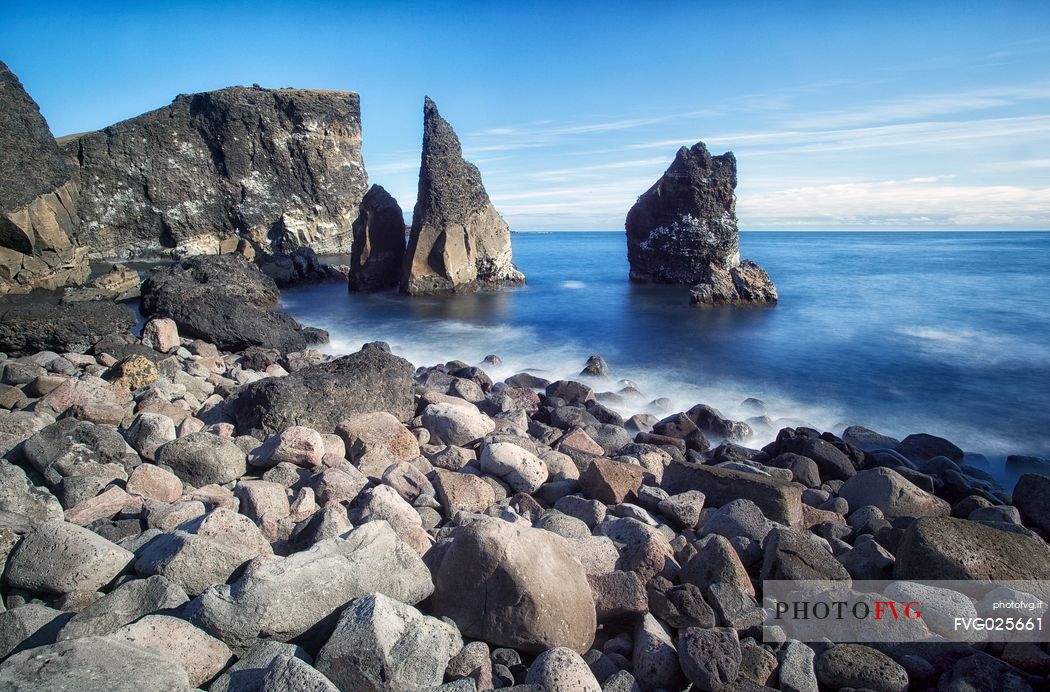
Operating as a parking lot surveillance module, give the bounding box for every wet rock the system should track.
[430,518,596,653]
[315,592,462,692]
[233,345,416,435]
[401,97,524,294]
[895,432,963,463]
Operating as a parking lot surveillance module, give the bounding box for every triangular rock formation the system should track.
[400,97,524,295]
[625,142,776,305]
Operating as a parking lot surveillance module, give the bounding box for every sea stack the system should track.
[625,141,777,306]
[400,97,524,295]
[0,61,88,294]
[348,185,405,292]
[62,86,369,259]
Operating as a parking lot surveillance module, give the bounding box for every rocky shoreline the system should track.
[0,266,1049,691]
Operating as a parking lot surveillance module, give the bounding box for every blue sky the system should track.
[4,1,1049,230]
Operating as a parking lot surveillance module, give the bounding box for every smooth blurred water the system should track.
[281,231,1050,481]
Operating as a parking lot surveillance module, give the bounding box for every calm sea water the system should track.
[281,231,1050,484]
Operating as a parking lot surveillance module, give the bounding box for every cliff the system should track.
[63,86,369,259]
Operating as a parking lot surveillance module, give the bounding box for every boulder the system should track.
[126,463,183,502]
[154,432,247,486]
[59,575,188,640]
[187,521,433,651]
[0,460,63,524]
[140,254,328,353]
[894,517,1050,585]
[65,85,367,258]
[839,467,949,519]
[632,613,684,692]
[678,627,741,692]
[233,345,416,435]
[260,653,340,692]
[133,530,259,596]
[815,644,908,692]
[337,411,420,475]
[422,402,495,446]
[5,520,133,594]
[761,528,851,582]
[895,433,963,463]
[580,457,645,505]
[0,61,89,295]
[480,441,549,493]
[0,299,137,356]
[125,412,177,460]
[141,318,180,353]
[662,461,803,526]
[208,640,311,692]
[400,98,524,294]
[430,519,596,653]
[0,635,191,691]
[348,185,405,291]
[433,468,497,515]
[1012,473,1050,533]
[0,604,71,659]
[111,614,233,687]
[251,426,327,468]
[315,593,462,691]
[525,647,602,692]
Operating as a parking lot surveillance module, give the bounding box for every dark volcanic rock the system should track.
[400,98,524,295]
[625,141,776,305]
[63,85,368,258]
[0,297,136,356]
[348,185,405,291]
[0,61,88,294]
[140,254,327,352]
[233,344,416,435]
[894,517,1050,586]
[626,142,739,283]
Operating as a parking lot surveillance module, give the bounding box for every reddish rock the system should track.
[127,464,184,503]
[64,486,133,525]
[558,428,605,458]
[433,469,496,515]
[249,426,326,468]
[580,458,644,505]
[141,318,180,353]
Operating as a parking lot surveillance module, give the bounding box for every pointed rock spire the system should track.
[400,97,524,295]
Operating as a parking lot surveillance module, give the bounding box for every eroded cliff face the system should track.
[64,86,368,259]
[400,97,524,295]
[626,141,777,306]
[0,61,89,294]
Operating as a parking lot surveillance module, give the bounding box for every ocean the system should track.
[281,231,1050,487]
